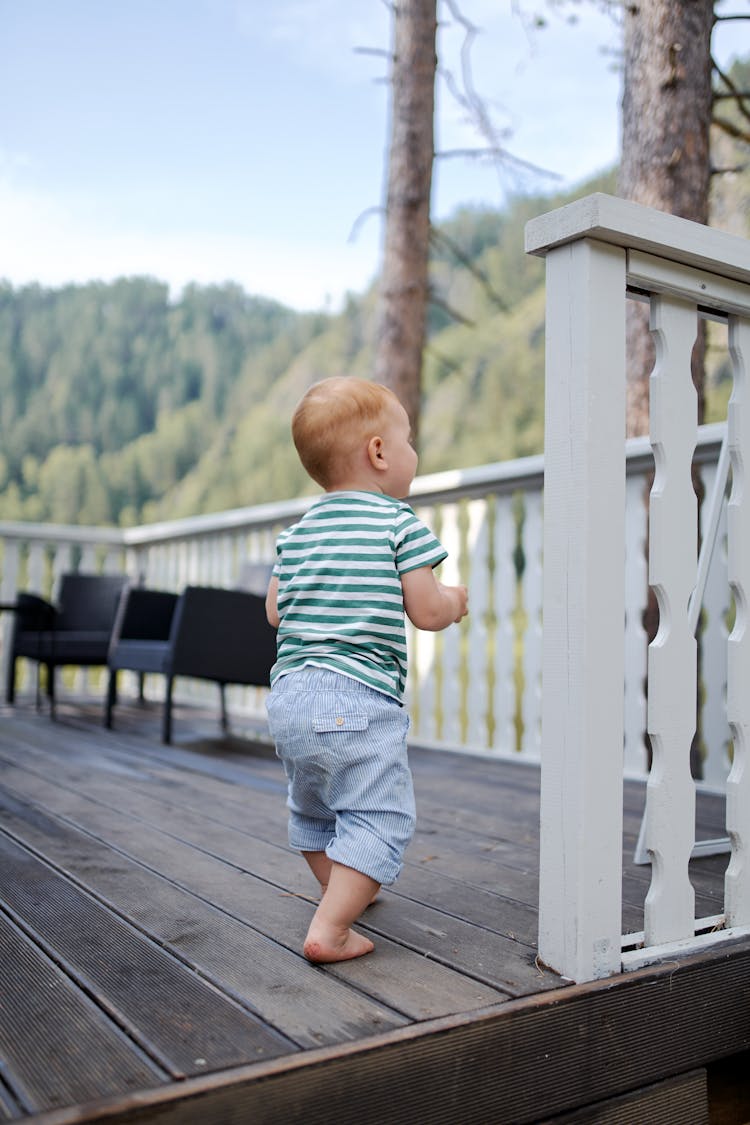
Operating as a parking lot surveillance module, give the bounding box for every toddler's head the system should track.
[292,376,402,489]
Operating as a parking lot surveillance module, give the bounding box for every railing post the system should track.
[538,238,626,981]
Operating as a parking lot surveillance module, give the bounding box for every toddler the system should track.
[265,376,468,963]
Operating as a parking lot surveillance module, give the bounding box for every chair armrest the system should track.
[15,593,58,631]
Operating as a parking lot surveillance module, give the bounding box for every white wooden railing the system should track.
[0,427,730,776]
[527,192,750,982]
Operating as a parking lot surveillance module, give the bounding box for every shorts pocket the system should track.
[313,714,369,733]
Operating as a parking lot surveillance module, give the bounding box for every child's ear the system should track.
[367,435,387,471]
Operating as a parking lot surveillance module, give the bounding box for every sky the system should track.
[1,0,749,312]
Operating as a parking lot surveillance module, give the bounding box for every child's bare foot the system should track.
[303,924,374,963]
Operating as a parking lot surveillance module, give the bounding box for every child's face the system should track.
[379,400,418,498]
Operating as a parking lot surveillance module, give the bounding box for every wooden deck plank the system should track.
[0,912,165,1116]
[0,784,408,1049]
[0,1081,22,1122]
[0,832,294,1074]
[540,1069,709,1124]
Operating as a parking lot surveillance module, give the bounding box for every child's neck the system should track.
[326,475,384,494]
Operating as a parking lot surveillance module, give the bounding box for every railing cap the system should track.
[525,193,750,287]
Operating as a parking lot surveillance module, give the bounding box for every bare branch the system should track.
[423,344,463,380]
[347,206,384,244]
[430,227,508,311]
[436,144,563,181]
[712,55,750,130]
[353,46,391,60]
[712,115,750,144]
[427,290,476,327]
[437,0,528,191]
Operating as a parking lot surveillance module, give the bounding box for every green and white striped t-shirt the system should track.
[271,490,448,701]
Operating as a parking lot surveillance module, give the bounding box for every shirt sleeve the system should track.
[273,525,293,577]
[394,507,448,575]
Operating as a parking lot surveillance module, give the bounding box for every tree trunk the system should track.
[618,0,714,436]
[373,0,437,445]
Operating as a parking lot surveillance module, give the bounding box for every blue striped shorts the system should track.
[265,667,416,885]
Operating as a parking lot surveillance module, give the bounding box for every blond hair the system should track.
[292,377,401,488]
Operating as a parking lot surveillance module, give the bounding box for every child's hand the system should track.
[443,583,468,623]
[402,568,468,631]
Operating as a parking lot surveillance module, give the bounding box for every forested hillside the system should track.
[1,136,747,529]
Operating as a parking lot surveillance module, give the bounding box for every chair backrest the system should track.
[55,573,129,632]
[168,585,276,686]
[111,587,178,644]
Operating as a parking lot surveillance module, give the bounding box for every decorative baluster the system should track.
[0,541,19,602]
[492,494,517,754]
[27,543,45,594]
[103,547,123,575]
[78,543,96,574]
[725,315,750,925]
[187,539,200,586]
[143,544,153,588]
[199,537,213,584]
[644,294,697,946]
[466,498,489,751]
[700,468,730,787]
[170,542,184,590]
[51,543,72,596]
[624,474,649,775]
[412,504,437,743]
[520,491,543,760]
[0,541,20,695]
[439,502,462,745]
[262,528,276,562]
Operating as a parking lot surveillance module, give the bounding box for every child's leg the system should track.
[302,850,332,896]
[303,861,380,963]
[302,850,379,903]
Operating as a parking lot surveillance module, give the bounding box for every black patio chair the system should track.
[5,572,130,716]
[105,584,277,744]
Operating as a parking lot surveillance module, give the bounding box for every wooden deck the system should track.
[0,696,748,1124]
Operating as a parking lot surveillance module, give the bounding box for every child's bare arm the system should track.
[401,565,468,631]
[265,575,280,627]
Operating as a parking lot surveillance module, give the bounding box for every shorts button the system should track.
[335,716,344,726]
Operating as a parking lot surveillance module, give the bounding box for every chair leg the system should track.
[105,670,117,729]
[219,683,228,733]
[47,665,56,720]
[6,655,16,704]
[162,677,174,744]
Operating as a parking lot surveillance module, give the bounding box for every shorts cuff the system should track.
[289,825,335,854]
[326,837,403,886]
